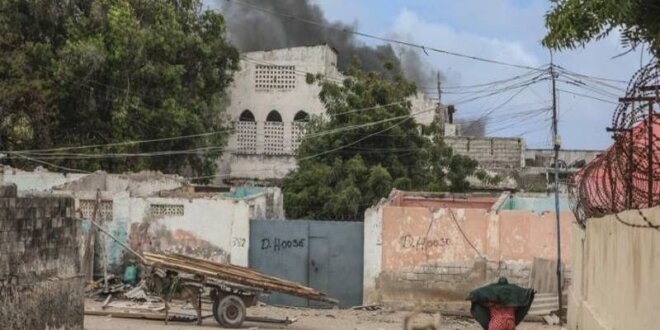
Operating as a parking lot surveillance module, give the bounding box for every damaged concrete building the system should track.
[1,167,284,276]
[363,190,573,306]
[441,137,603,191]
[217,44,443,182]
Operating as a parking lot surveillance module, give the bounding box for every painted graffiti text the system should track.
[399,235,450,251]
[232,237,246,247]
[261,238,305,252]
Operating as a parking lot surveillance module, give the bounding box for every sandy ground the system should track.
[84,300,560,330]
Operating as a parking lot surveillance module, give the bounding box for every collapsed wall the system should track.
[0,184,83,330]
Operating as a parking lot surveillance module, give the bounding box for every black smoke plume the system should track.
[219,0,436,87]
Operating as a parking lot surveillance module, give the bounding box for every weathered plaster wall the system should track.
[217,153,298,181]
[64,190,130,273]
[0,184,83,330]
[498,210,572,263]
[1,166,88,192]
[364,198,574,305]
[219,45,440,181]
[127,197,250,267]
[500,195,571,213]
[363,202,384,304]
[568,208,660,330]
[228,45,340,122]
[70,192,253,273]
[57,172,184,197]
[392,195,498,209]
[225,186,285,220]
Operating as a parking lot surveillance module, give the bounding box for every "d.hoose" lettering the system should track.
[261,238,306,252]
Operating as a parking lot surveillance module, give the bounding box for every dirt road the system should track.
[85,304,558,330]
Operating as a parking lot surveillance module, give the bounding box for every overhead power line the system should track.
[2,100,427,155]
[5,129,235,154]
[300,115,414,161]
[5,106,436,162]
[451,73,549,105]
[554,65,628,84]
[427,67,549,91]
[11,153,92,173]
[556,89,618,105]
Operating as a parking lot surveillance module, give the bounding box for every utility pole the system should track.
[436,71,442,103]
[550,53,563,324]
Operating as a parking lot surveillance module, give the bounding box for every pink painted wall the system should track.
[498,210,573,263]
[381,207,492,270]
[364,194,576,304]
[389,194,498,209]
[381,206,574,270]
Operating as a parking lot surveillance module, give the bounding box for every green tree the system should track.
[0,0,239,178]
[283,65,479,220]
[543,0,660,54]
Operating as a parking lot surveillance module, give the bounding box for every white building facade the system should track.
[218,45,442,182]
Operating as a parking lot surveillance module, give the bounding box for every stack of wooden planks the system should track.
[143,252,337,304]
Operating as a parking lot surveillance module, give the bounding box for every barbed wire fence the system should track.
[569,61,660,230]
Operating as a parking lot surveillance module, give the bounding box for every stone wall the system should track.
[444,136,524,169]
[0,184,83,330]
[378,260,531,302]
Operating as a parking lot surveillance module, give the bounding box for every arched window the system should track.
[293,110,309,122]
[239,110,255,122]
[266,110,282,122]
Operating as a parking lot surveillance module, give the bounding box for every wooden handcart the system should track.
[143,252,337,328]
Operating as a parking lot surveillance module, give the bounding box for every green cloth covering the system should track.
[123,265,139,286]
[467,277,535,330]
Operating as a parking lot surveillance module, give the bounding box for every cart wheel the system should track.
[213,295,246,328]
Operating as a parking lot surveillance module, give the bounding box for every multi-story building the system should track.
[217,45,441,182]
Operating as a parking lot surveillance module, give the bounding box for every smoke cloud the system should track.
[456,117,488,137]
[218,0,437,88]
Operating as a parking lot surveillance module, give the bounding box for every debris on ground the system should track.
[102,295,112,309]
[85,309,197,323]
[85,275,130,298]
[543,314,560,325]
[123,281,151,300]
[352,304,383,311]
[85,299,558,330]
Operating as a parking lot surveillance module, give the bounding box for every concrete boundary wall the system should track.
[444,136,524,169]
[363,192,573,305]
[0,184,83,329]
[568,207,660,330]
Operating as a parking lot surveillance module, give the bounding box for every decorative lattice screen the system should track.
[255,64,296,90]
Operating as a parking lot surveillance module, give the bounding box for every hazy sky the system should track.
[212,0,646,150]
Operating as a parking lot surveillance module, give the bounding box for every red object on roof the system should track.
[573,114,660,217]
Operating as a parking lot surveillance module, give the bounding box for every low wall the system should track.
[444,136,524,169]
[70,191,252,274]
[128,197,250,267]
[0,184,83,329]
[364,203,573,305]
[1,166,88,192]
[568,207,660,330]
[216,153,297,181]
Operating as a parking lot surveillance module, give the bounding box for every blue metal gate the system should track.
[249,220,364,308]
